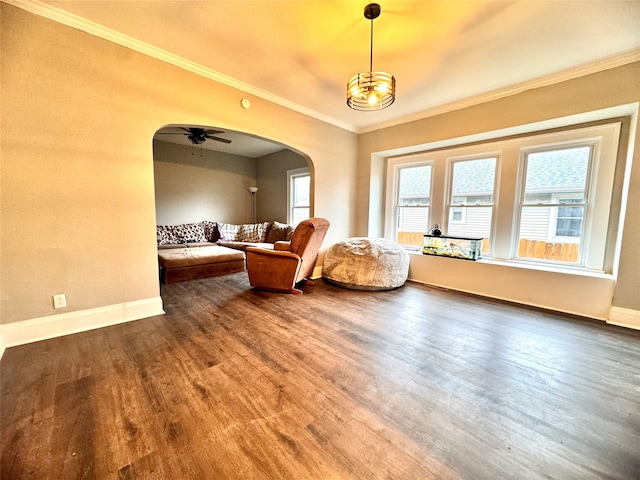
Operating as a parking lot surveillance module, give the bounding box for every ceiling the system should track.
[154,126,287,158]
[15,0,640,154]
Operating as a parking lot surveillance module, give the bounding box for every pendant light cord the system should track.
[369,16,374,72]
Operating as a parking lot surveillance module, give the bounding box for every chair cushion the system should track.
[323,237,410,291]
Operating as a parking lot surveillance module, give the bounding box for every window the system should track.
[288,168,310,225]
[395,164,432,248]
[517,146,591,263]
[385,123,620,272]
[447,157,497,252]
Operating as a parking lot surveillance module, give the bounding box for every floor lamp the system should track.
[248,186,258,223]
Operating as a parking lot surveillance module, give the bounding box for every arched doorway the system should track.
[152,124,313,227]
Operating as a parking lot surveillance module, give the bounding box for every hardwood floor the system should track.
[2,272,639,479]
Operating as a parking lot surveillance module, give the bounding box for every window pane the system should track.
[448,206,492,254]
[447,158,496,254]
[398,165,431,206]
[523,147,590,204]
[397,206,429,247]
[518,206,581,263]
[451,158,496,205]
[293,175,310,207]
[292,207,309,226]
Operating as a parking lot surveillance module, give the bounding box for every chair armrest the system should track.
[245,247,302,292]
[274,241,292,251]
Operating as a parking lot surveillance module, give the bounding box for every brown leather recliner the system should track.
[246,217,330,294]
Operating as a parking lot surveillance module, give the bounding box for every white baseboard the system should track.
[0,297,165,351]
[608,306,640,330]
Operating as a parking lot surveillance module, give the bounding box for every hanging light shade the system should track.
[347,3,396,111]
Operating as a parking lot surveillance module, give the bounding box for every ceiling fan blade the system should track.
[156,132,190,136]
[207,136,232,144]
[204,129,225,135]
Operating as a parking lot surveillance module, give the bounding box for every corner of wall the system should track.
[608,306,640,330]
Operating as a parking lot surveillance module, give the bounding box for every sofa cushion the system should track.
[158,245,244,269]
[267,221,293,243]
[218,241,275,252]
[185,242,218,248]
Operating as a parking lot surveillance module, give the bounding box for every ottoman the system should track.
[158,245,245,283]
[323,237,410,291]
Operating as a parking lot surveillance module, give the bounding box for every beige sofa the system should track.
[157,220,294,283]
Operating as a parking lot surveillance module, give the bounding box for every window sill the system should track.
[407,250,613,279]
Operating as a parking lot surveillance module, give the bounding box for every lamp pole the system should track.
[248,186,258,223]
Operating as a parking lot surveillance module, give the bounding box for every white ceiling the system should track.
[15,0,640,155]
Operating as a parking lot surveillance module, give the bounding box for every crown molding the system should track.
[359,49,640,134]
[3,0,358,133]
[5,0,639,136]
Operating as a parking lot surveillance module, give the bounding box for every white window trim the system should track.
[385,122,621,273]
[287,167,310,225]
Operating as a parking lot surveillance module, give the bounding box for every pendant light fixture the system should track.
[346,3,396,111]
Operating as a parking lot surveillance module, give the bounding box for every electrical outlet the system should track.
[53,294,66,309]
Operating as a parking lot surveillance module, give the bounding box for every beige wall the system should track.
[153,140,257,225]
[0,4,357,325]
[256,150,309,224]
[357,63,640,317]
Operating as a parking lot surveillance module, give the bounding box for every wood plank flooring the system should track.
[2,272,639,479]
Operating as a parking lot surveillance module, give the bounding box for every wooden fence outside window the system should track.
[397,231,578,263]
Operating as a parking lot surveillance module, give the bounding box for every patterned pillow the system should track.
[172,222,206,243]
[237,222,270,243]
[202,221,219,242]
[218,223,241,241]
[157,225,177,245]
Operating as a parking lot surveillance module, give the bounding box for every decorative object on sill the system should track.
[428,224,442,236]
[346,3,396,111]
[423,234,483,261]
[248,186,258,223]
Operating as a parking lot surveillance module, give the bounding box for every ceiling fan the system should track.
[157,127,232,145]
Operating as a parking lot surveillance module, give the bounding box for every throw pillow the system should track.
[266,221,293,243]
[238,222,270,243]
[172,222,207,243]
[218,223,241,242]
[157,225,176,245]
[202,221,219,242]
